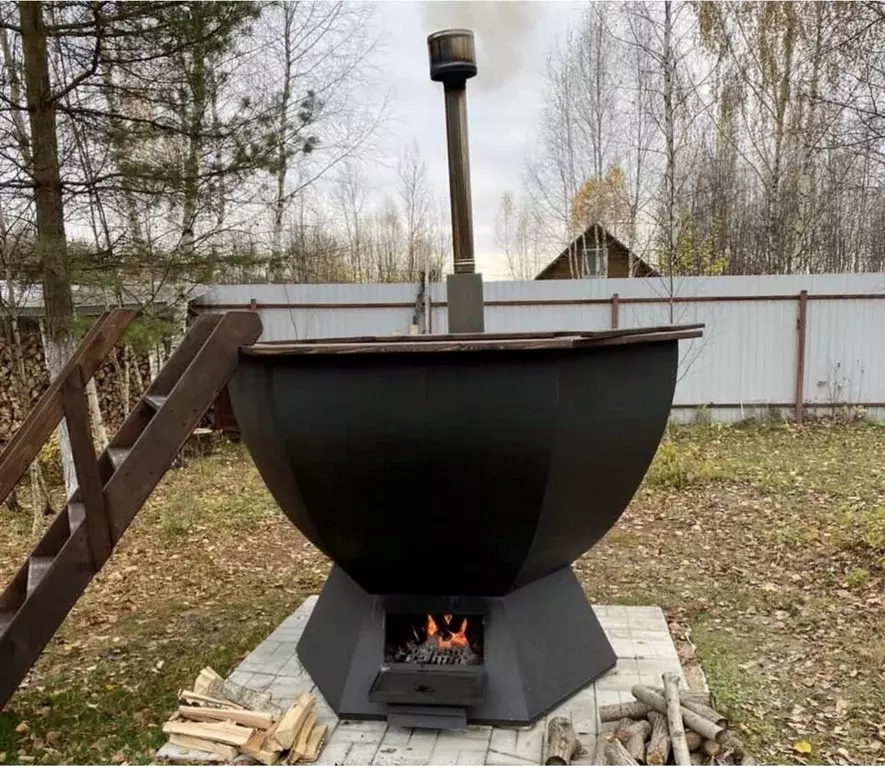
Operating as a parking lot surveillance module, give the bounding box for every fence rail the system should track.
[193,273,885,423]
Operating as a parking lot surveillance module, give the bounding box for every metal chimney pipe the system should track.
[428,29,485,333]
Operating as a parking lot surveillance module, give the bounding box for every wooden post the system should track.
[611,293,619,329]
[795,290,808,424]
[62,366,112,570]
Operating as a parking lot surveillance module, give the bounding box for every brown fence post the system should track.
[795,290,808,423]
[611,293,619,329]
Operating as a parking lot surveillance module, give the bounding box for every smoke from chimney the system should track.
[420,1,537,92]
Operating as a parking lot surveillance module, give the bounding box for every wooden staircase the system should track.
[0,309,262,707]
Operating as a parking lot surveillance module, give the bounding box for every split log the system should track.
[630,685,727,744]
[161,720,254,748]
[271,692,315,750]
[685,732,703,752]
[605,737,639,766]
[663,673,692,766]
[242,724,283,766]
[178,690,246,709]
[545,716,583,765]
[195,667,282,717]
[646,711,671,766]
[178,705,275,729]
[599,721,622,734]
[599,700,651,723]
[296,723,328,764]
[167,733,239,761]
[294,712,319,757]
[690,752,705,765]
[623,721,651,764]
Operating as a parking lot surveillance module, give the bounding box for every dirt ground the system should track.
[0,421,883,764]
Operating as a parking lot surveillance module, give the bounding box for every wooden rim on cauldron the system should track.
[242,323,704,355]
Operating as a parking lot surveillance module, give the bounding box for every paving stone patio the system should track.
[157,597,692,766]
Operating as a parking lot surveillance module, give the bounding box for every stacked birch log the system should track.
[0,330,49,439]
[0,332,151,441]
[594,673,752,766]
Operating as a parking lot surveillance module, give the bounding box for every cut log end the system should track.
[545,716,583,766]
[605,736,640,766]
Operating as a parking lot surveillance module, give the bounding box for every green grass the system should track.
[3,424,885,763]
[0,442,327,765]
[578,421,885,764]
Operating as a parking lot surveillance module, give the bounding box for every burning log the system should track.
[544,716,584,765]
[605,737,640,766]
[646,711,671,766]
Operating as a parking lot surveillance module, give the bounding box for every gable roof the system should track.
[534,223,659,279]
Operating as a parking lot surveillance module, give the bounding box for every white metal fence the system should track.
[193,273,885,422]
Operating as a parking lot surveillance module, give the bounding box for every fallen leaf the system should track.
[134,708,152,727]
[112,751,126,764]
[15,722,29,735]
[793,740,813,755]
[46,731,62,749]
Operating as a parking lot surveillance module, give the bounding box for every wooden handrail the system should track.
[0,309,136,505]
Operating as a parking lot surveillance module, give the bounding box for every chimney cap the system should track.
[427,28,477,84]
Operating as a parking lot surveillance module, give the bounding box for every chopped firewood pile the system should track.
[545,673,754,766]
[161,667,327,765]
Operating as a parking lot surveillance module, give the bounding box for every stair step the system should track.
[27,556,54,597]
[67,502,86,529]
[144,394,168,411]
[107,447,131,469]
[0,611,14,634]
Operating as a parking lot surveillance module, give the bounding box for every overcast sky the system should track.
[370,1,581,280]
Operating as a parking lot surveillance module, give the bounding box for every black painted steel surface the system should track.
[228,334,682,596]
[296,564,616,726]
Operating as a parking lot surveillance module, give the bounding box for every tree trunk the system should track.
[20,0,78,496]
[271,3,295,279]
[86,377,108,449]
[662,0,676,321]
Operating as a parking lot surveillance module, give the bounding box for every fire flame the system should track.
[426,613,469,648]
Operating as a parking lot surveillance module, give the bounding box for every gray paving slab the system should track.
[157,599,698,766]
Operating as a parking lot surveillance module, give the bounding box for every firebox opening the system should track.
[385,612,484,666]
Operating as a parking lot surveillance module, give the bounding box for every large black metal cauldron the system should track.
[228,326,702,726]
